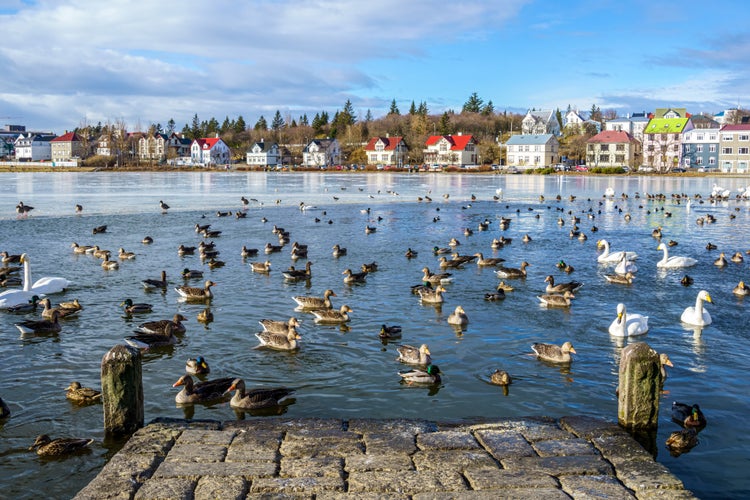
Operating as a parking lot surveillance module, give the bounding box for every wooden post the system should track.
[101,344,143,437]
[618,342,660,431]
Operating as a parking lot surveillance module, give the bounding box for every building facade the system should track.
[302,138,341,168]
[246,141,281,167]
[364,136,408,166]
[521,110,561,136]
[190,137,231,166]
[681,127,719,170]
[14,133,54,161]
[505,134,559,168]
[585,131,641,169]
[50,132,83,162]
[423,134,478,167]
[718,124,750,173]
[641,118,693,172]
[603,112,650,143]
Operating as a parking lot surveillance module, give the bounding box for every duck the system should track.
[608,303,649,337]
[259,317,301,334]
[484,286,506,301]
[490,369,512,386]
[681,290,712,326]
[65,381,102,404]
[282,262,313,281]
[342,268,368,284]
[706,242,717,251]
[730,251,743,263]
[118,299,153,315]
[197,308,213,323]
[70,242,94,254]
[124,327,179,349]
[365,225,377,234]
[522,234,532,243]
[379,324,403,339]
[172,374,233,404]
[255,328,301,350]
[29,434,94,457]
[6,294,41,313]
[659,353,673,391]
[159,200,170,212]
[142,236,153,245]
[496,281,515,292]
[421,267,452,285]
[596,239,638,263]
[224,378,295,410]
[404,248,418,258]
[117,248,136,260]
[681,275,694,287]
[544,275,582,293]
[614,255,638,275]
[0,396,9,420]
[185,356,211,375]
[433,246,451,255]
[178,245,196,256]
[666,429,698,455]
[531,341,576,364]
[733,281,750,296]
[417,285,446,304]
[39,298,80,319]
[195,223,211,233]
[201,228,222,238]
[447,305,469,326]
[15,310,61,335]
[311,304,352,324]
[537,291,575,308]
[474,253,505,267]
[361,261,379,273]
[399,364,442,385]
[182,268,203,280]
[16,201,34,215]
[604,272,634,285]
[250,260,272,273]
[396,344,432,366]
[134,313,187,335]
[101,257,119,270]
[713,252,728,267]
[656,243,697,269]
[264,243,283,254]
[240,246,259,258]
[175,280,215,301]
[331,244,347,257]
[58,298,82,311]
[92,225,107,234]
[495,261,530,279]
[142,270,168,289]
[292,289,336,310]
[672,402,707,430]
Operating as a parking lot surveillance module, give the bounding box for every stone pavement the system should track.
[74,416,695,499]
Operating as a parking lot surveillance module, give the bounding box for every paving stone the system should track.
[636,488,697,499]
[176,429,236,446]
[613,458,685,494]
[345,453,414,472]
[118,427,179,456]
[280,435,365,458]
[591,434,654,466]
[417,430,482,450]
[153,460,276,479]
[502,455,615,476]
[364,432,417,454]
[559,415,625,440]
[74,476,138,500]
[285,428,362,441]
[413,489,571,500]
[559,474,636,499]
[149,418,222,431]
[230,429,283,448]
[463,467,559,490]
[348,470,467,494]
[532,438,599,457]
[466,417,558,433]
[250,476,346,494]
[194,476,246,500]
[318,493,409,500]
[225,445,279,462]
[474,429,536,460]
[163,443,227,462]
[412,449,498,472]
[347,418,436,434]
[97,452,161,483]
[280,456,344,478]
[133,477,197,500]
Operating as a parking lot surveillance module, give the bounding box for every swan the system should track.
[681,290,712,326]
[608,303,649,337]
[604,187,615,197]
[596,239,638,263]
[614,255,638,275]
[0,254,71,307]
[656,243,697,269]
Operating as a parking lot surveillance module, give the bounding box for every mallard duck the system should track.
[490,369,512,386]
[6,295,41,313]
[172,374,233,404]
[175,280,215,301]
[65,381,102,404]
[259,317,301,334]
[537,291,575,308]
[92,225,107,234]
[182,268,203,280]
[405,248,418,258]
[142,270,167,289]
[681,290,712,326]
[447,305,469,326]
[379,324,403,339]
[604,272,634,285]
[332,244,347,257]
[311,304,352,324]
[282,262,313,281]
[596,239,638,263]
[250,260,272,273]
[15,310,61,335]
[672,402,707,430]
[666,429,698,455]
[680,275,694,287]
[495,261,530,279]
[609,303,649,337]
[142,236,153,245]
[474,253,505,267]
[117,248,136,260]
[39,298,80,319]
[70,242,94,254]
[484,286,506,301]
[657,243,697,268]
[197,308,213,324]
[421,267,452,285]
[714,252,728,267]
[186,356,211,375]
[57,298,82,311]
[531,341,576,364]
[544,275,582,293]
[125,326,178,349]
[433,246,451,255]
[135,313,187,335]
[292,289,336,310]
[417,285,446,304]
[224,379,295,410]
[342,268,368,284]
[396,344,431,365]
[120,298,153,314]
[29,434,94,457]
[651,226,663,239]
[667,240,678,247]
[241,246,259,258]
[733,281,750,296]
[255,328,301,350]
[361,261,379,273]
[399,364,441,385]
[178,245,196,256]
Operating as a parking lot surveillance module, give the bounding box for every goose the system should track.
[125,326,179,349]
[264,243,283,254]
[421,267,452,285]
[15,310,62,335]
[195,223,211,233]
[396,344,432,366]
[70,242,94,254]
[656,243,697,269]
[175,280,215,301]
[250,261,272,273]
[120,298,153,314]
[713,252,728,267]
[292,289,336,310]
[342,268,368,284]
[608,303,649,337]
[201,229,222,238]
[659,353,673,391]
[531,341,576,364]
[733,281,750,296]
[680,290,712,326]
[544,275,582,293]
[604,272,634,285]
[65,381,102,405]
[224,378,295,410]
[16,201,34,215]
[29,435,94,457]
[365,225,377,234]
[182,268,203,280]
[537,291,575,308]
[255,328,301,350]
[282,262,313,281]
[490,369,512,386]
[259,317,301,334]
[672,402,707,430]
[332,244,347,257]
[142,270,167,289]
[474,253,505,267]
[186,356,211,375]
[597,239,638,263]
[240,246,259,258]
[495,261,530,279]
[379,324,403,339]
[241,196,250,206]
[172,374,233,404]
[134,314,187,335]
[39,298,80,319]
[417,285,446,304]
[159,200,170,212]
[101,257,119,270]
[311,304,352,324]
[117,248,136,260]
[447,305,469,326]
[438,256,464,269]
[399,364,441,385]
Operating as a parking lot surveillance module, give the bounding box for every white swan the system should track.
[597,239,638,263]
[656,243,697,269]
[615,255,638,275]
[681,290,712,326]
[0,254,70,307]
[604,187,615,197]
[609,303,649,337]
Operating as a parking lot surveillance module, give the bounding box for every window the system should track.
[661,134,668,141]
[722,134,733,141]
[587,144,594,152]
[709,145,716,153]
[740,161,748,170]
[709,134,717,141]
[709,157,716,165]
[696,145,703,153]
[647,145,654,152]
[696,134,704,141]
[616,144,624,151]
[740,135,750,141]
[599,154,610,163]
[615,154,624,163]
[740,147,750,154]
[722,147,733,154]
[600,144,609,151]
[673,134,680,140]
[696,157,703,165]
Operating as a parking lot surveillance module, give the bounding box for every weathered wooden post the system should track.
[101,344,143,437]
[618,342,660,431]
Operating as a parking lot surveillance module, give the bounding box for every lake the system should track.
[1,171,749,498]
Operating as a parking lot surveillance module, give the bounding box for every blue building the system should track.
[681,127,720,170]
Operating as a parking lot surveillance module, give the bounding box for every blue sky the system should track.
[1,0,748,133]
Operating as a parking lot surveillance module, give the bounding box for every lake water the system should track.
[1,171,749,498]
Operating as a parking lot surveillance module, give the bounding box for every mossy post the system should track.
[101,344,143,437]
[618,342,660,431]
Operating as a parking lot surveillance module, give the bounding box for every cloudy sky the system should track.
[1,0,749,133]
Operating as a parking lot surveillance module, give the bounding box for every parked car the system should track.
[575,165,588,172]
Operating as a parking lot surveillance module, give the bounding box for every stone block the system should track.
[347,418,436,435]
[413,489,570,500]
[280,435,364,458]
[345,453,414,473]
[119,427,179,456]
[591,434,653,466]
[250,476,345,494]
[613,458,685,494]
[417,430,482,450]
[559,474,636,499]
[133,477,197,500]
[280,456,344,478]
[194,476,246,500]
[225,445,279,462]
[318,493,409,500]
[74,476,138,500]
[153,460,276,479]
[463,468,559,490]
[99,452,161,482]
[163,443,226,462]
[560,415,628,440]
[474,429,536,460]
[502,455,614,476]
[347,470,467,494]
[532,438,598,457]
[412,449,497,472]
[176,429,236,446]
[230,428,283,448]
[364,432,417,454]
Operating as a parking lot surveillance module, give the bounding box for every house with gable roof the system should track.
[14,133,55,161]
[246,140,281,167]
[139,132,192,162]
[564,109,601,133]
[302,138,341,168]
[191,136,231,166]
[364,135,408,166]
[50,131,83,162]
[505,134,559,169]
[423,133,477,167]
[586,130,641,169]
[604,112,650,143]
[642,117,693,172]
[521,109,561,136]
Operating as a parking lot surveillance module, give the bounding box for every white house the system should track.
[521,110,561,136]
[190,136,231,166]
[246,141,281,167]
[364,136,408,166]
[14,133,54,161]
[564,109,601,133]
[302,138,341,168]
[423,133,478,166]
[604,112,650,144]
[505,134,559,168]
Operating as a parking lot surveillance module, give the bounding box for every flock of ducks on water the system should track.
[4,183,746,456]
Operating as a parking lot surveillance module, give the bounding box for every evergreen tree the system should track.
[167,118,176,135]
[271,110,285,131]
[234,115,246,134]
[417,101,428,116]
[438,112,452,135]
[254,115,268,131]
[555,108,563,129]
[206,117,220,135]
[388,99,400,116]
[290,119,298,128]
[320,111,329,125]
[481,100,494,116]
[181,123,191,137]
[341,99,356,125]
[300,114,309,127]
[190,114,200,139]
[365,109,373,122]
[221,116,232,133]
[462,92,483,113]
[409,101,417,115]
